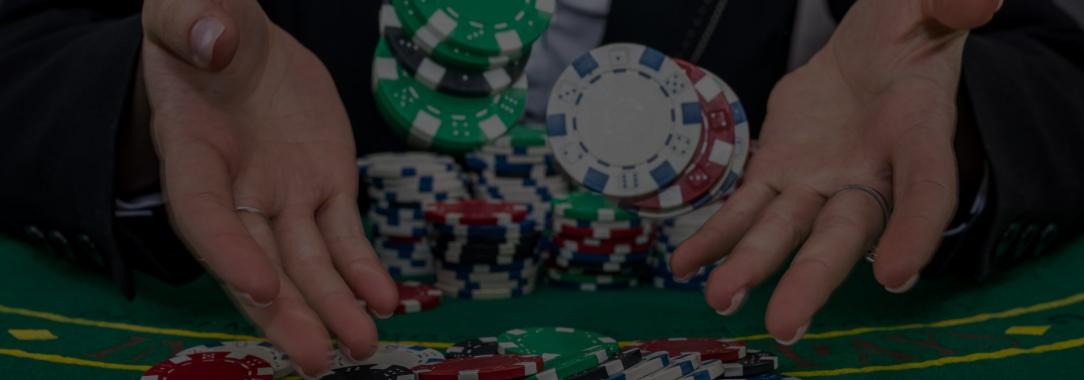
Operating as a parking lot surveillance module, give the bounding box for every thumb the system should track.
[142,0,240,71]
[922,0,1002,30]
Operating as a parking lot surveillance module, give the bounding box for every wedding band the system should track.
[234,206,266,217]
[833,184,891,264]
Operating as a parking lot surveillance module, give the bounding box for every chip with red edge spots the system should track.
[143,351,274,380]
[628,338,747,362]
[624,59,736,218]
[396,281,442,314]
[424,200,530,225]
[413,354,544,380]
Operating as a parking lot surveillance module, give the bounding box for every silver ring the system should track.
[234,206,266,217]
[833,185,891,264]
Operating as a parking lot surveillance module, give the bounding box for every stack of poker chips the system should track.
[545,43,751,220]
[358,152,468,281]
[372,0,551,153]
[545,191,654,291]
[465,122,570,232]
[652,201,723,290]
[424,199,542,299]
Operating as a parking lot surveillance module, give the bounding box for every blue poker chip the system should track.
[652,276,707,290]
[436,266,537,281]
[439,258,539,274]
[369,208,425,227]
[430,220,538,237]
[367,174,464,192]
[435,282,534,299]
[464,155,558,176]
[477,185,556,200]
[371,206,424,220]
[370,189,466,204]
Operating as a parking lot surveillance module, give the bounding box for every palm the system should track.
[670,0,997,345]
[142,10,397,375]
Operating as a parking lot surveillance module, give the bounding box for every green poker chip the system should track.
[498,123,549,148]
[552,192,637,222]
[522,345,613,380]
[498,327,619,360]
[372,39,527,153]
[404,0,553,57]
[393,0,530,70]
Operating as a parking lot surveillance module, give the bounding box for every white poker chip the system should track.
[546,43,703,198]
[176,341,292,377]
[357,152,458,179]
[335,343,446,369]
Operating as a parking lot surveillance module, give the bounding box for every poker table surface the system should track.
[2,236,1084,380]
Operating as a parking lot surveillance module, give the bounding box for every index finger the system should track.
[162,141,280,303]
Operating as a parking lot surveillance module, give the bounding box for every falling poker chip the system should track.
[446,337,504,358]
[320,363,417,380]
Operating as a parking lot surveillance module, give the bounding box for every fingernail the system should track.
[295,364,333,380]
[996,0,1004,11]
[775,324,809,346]
[236,291,272,309]
[885,274,920,294]
[190,17,225,68]
[714,289,747,316]
[369,307,394,320]
[340,345,363,362]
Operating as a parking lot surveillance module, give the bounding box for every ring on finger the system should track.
[832,184,891,263]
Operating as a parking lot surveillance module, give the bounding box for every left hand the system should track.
[670,0,1001,344]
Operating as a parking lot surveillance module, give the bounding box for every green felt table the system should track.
[2,235,1084,379]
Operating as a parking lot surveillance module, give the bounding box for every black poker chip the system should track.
[321,364,415,380]
[567,348,644,380]
[445,337,501,359]
[720,350,779,379]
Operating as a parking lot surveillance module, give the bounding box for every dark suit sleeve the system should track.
[946,0,1084,278]
[0,0,144,294]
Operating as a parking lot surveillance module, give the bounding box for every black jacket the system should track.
[2,0,1082,296]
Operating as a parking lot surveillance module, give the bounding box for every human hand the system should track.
[670,0,1001,344]
[141,0,397,375]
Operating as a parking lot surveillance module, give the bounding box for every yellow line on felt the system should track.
[728,291,1084,342]
[1,291,1082,345]
[0,305,264,341]
[786,335,1084,377]
[0,348,150,372]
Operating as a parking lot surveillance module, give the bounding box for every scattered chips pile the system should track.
[147,328,794,380]
[466,122,570,232]
[545,43,750,220]
[424,199,543,299]
[652,201,723,290]
[372,0,552,152]
[545,192,654,291]
[359,152,468,280]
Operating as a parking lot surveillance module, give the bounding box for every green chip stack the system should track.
[372,0,553,153]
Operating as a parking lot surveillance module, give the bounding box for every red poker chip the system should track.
[396,281,442,314]
[555,224,653,240]
[630,338,747,362]
[143,351,274,380]
[628,59,735,211]
[424,200,530,225]
[413,355,543,380]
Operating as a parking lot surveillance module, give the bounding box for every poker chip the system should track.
[175,341,290,378]
[651,201,722,290]
[498,327,619,360]
[523,345,612,380]
[436,278,538,299]
[359,152,465,281]
[554,224,652,240]
[547,278,641,292]
[413,355,544,380]
[566,348,644,380]
[395,282,442,314]
[545,268,638,286]
[372,39,526,153]
[398,0,553,57]
[719,350,779,379]
[604,351,670,380]
[640,353,701,380]
[425,199,530,225]
[380,3,529,96]
[677,359,724,380]
[143,351,274,380]
[321,363,417,380]
[629,338,746,362]
[552,235,653,254]
[334,343,445,370]
[625,59,735,218]
[446,337,503,359]
[546,43,702,198]
[552,193,635,222]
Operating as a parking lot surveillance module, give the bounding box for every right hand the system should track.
[141,0,398,375]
